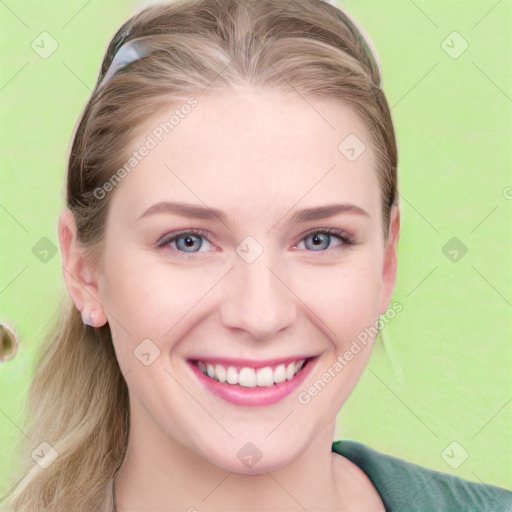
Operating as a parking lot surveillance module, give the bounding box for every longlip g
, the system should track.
[188,356,318,407]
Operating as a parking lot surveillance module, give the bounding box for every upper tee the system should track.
[332,439,512,511]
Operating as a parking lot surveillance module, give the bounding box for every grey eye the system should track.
[304,232,331,251]
[175,233,204,252]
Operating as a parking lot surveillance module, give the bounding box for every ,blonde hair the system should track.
[2,0,398,510]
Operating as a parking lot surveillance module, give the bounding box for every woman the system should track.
[3,0,511,510]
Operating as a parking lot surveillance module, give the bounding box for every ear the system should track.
[58,209,108,328]
[379,205,400,315]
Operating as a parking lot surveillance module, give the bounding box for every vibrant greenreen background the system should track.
[1,0,510,500]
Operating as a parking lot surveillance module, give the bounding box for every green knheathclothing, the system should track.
[332,440,512,511]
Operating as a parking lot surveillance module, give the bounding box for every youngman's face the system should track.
[95,89,398,473]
